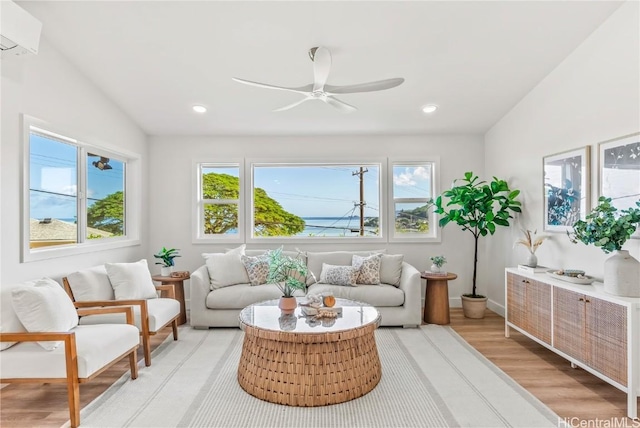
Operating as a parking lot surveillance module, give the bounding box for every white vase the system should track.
[604,250,640,297]
[526,253,538,268]
[160,266,171,277]
[430,264,440,273]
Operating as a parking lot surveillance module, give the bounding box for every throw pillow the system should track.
[105,259,158,300]
[66,265,115,301]
[0,281,34,351]
[380,254,404,286]
[11,278,79,351]
[352,253,382,285]
[241,254,269,286]
[319,263,360,287]
[203,244,250,290]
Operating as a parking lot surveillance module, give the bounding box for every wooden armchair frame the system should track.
[62,278,179,366]
[0,306,139,428]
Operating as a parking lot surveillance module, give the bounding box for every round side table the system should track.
[151,274,190,325]
[421,272,457,325]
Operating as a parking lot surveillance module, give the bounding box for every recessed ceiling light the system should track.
[422,104,438,114]
[192,105,207,113]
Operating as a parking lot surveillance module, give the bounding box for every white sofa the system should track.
[190,249,422,328]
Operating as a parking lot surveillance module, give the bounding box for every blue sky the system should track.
[30,134,124,220]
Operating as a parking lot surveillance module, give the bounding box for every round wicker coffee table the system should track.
[238,298,382,407]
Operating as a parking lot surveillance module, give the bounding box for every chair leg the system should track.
[129,349,139,379]
[67,375,80,428]
[142,334,151,367]
[172,319,178,340]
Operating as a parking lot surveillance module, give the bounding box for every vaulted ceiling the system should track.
[18,1,624,136]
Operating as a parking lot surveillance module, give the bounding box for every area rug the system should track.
[69,325,558,428]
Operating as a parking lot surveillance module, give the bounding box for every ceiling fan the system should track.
[232,47,404,113]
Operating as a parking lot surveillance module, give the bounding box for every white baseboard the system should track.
[487,299,505,317]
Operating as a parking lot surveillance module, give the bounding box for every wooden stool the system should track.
[421,272,457,325]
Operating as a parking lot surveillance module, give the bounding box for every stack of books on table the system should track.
[301,306,343,316]
[423,271,449,276]
[517,265,550,274]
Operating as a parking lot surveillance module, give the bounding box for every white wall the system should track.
[149,134,485,304]
[0,39,149,284]
[484,1,640,313]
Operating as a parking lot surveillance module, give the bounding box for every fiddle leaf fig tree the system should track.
[434,172,522,298]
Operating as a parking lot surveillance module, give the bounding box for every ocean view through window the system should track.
[24,117,138,261]
[252,164,381,238]
[195,159,438,243]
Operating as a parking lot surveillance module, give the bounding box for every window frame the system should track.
[246,158,387,244]
[21,115,141,262]
[192,160,244,244]
[388,158,441,243]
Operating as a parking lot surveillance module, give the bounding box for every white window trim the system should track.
[387,158,441,243]
[192,159,244,244]
[21,115,141,262]
[246,158,387,244]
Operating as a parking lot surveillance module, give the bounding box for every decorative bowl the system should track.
[561,269,585,277]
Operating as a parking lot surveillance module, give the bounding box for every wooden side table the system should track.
[152,274,190,325]
[421,272,457,325]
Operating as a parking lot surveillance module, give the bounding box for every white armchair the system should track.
[0,279,140,428]
[63,261,180,366]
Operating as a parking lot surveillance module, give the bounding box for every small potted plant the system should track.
[430,255,447,273]
[266,248,308,314]
[433,172,521,318]
[568,197,640,297]
[154,247,181,276]
[514,229,547,268]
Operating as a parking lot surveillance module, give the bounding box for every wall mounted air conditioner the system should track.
[0,0,42,57]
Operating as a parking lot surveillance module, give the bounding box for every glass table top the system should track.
[239,298,381,333]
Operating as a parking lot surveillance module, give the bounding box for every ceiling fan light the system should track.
[422,104,438,114]
[192,105,207,113]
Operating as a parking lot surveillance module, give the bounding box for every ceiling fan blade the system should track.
[232,78,312,94]
[273,96,313,112]
[324,96,357,113]
[325,78,405,94]
[312,46,332,92]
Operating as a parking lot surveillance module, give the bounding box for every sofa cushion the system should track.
[0,324,139,379]
[241,254,269,286]
[205,283,305,310]
[352,254,382,285]
[0,281,34,351]
[11,278,79,351]
[319,263,359,286]
[78,298,179,332]
[305,250,386,285]
[307,283,405,307]
[203,245,250,290]
[380,254,404,287]
[105,259,158,300]
[66,265,115,301]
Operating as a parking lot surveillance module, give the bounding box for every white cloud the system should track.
[393,166,430,186]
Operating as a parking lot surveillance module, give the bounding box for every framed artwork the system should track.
[598,132,640,238]
[543,146,590,232]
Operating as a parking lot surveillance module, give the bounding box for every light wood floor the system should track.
[1,309,636,427]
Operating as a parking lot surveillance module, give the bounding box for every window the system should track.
[194,159,438,243]
[195,163,242,241]
[390,161,439,241]
[251,163,382,239]
[24,117,138,261]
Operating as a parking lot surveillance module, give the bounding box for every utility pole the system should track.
[352,167,368,236]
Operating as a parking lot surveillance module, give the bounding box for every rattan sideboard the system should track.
[505,268,640,419]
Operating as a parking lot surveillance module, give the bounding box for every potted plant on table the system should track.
[154,247,181,276]
[266,248,308,314]
[433,172,521,318]
[568,197,640,297]
[430,255,447,273]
